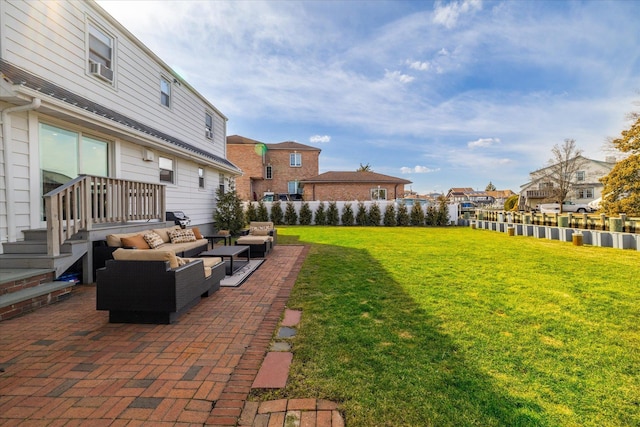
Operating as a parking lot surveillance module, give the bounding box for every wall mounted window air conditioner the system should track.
[205,129,213,139]
[89,62,114,82]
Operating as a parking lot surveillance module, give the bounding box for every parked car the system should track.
[537,201,593,213]
[460,202,477,212]
[262,192,290,202]
[588,197,602,211]
[166,211,191,228]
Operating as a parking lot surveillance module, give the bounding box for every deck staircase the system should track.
[0,175,166,321]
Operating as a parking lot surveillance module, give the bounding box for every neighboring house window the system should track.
[288,181,300,195]
[219,173,225,194]
[539,182,554,190]
[205,113,213,139]
[371,187,387,200]
[576,171,585,181]
[577,188,594,199]
[290,152,301,167]
[265,165,273,179]
[160,77,171,107]
[88,22,114,82]
[198,167,205,188]
[159,156,174,183]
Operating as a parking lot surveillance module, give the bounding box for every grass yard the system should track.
[259,226,639,427]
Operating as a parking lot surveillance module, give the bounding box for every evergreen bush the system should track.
[314,202,327,225]
[368,202,381,226]
[270,201,284,225]
[245,202,258,223]
[284,201,298,225]
[396,202,410,226]
[410,203,425,226]
[213,180,245,234]
[355,202,368,226]
[327,201,340,226]
[383,203,397,226]
[257,200,269,221]
[341,203,355,226]
[299,202,313,225]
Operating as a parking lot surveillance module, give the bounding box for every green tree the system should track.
[368,203,381,226]
[299,202,313,225]
[410,202,424,226]
[284,201,298,225]
[270,201,284,225]
[341,203,355,226]
[327,202,340,226]
[314,202,327,225]
[485,181,497,191]
[436,196,449,225]
[355,202,368,225]
[256,200,269,221]
[213,180,245,234]
[396,202,410,226]
[383,203,397,226]
[245,202,258,223]
[600,114,640,215]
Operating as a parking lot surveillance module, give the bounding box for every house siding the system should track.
[0,0,237,246]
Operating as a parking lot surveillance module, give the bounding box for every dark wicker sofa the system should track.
[96,249,224,324]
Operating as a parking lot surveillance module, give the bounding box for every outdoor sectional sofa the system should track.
[235,221,277,258]
[96,248,225,324]
[93,225,208,272]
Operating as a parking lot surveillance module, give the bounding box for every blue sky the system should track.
[97,0,640,195]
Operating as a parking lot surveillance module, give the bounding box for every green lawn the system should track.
[259,226,640,427]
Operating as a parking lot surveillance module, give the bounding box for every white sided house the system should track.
[519,156,616,211]
[0,0,241,286]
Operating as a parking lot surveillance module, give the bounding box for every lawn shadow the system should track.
[274,237,546,427]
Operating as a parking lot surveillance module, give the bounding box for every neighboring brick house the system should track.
[301,171,411,201]
[227,135,321,200]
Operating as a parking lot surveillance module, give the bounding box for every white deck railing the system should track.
[43,175,165,256]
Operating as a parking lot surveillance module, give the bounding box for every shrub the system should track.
[270,201,284,225]
[425,205,437,226]
[410,203,425,226]
[341,203,355,226]
[245,201,258,223]
[436,196,450,225]
[383,203,397,226]
[327,202,340,226]
[256,200,269,221]
[396,202,410,226]
[213,180,245,234]
[314,202,327,225]
[505,194,519,211]
[355,202,368,226]
[299,202,313,225]
[368,202,381,226]
[284,202,298,225]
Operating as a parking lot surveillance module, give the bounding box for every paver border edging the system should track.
[206,244,310,426]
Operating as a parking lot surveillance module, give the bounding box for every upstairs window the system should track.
[290,152,301,167]
[265,165,273,179]
[205,113,213,139]
[576,171,585,181]
[198,167,205,188]
[88,23,114,82]
[160,77,171,107]
[159,156,174,183]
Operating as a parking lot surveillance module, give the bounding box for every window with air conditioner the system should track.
[88,22,114,82]
[205,113,213,139]
[160,77,171,108]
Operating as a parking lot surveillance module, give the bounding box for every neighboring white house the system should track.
[519,156,616,211]
[0,0,241,249]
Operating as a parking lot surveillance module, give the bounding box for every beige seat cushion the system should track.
[182,256,223,277]
[112,248,179,269]
[152,226,181,243]
[237,235,270,244]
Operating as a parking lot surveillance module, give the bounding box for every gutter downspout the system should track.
[1,97,41,243]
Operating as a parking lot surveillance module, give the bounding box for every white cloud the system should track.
[433,0,482,29]
[385,70,415,84]
[408,60,431,71]
[310,135,331,144]
[468,137,501,148]
[401,166,440,174]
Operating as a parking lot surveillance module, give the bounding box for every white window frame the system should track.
[159,156,174,184]
[198,167,205,189]
[288,181,300,195]
[160,76,171,108]
[290,152,301,167]
[577,188,594,199]
[87,21,115,83]
[371,187,387,200]
[576,170,586,181]
[205,113,213,139]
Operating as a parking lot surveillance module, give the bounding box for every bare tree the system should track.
[543,139,586,213]
[356,163,372,172]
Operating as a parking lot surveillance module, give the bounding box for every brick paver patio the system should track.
[0,245,343,426]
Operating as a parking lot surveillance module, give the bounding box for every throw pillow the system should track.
[143,232,165,249]
[120,234,150,249]
[169,229,197,244]
[191,227,203,240]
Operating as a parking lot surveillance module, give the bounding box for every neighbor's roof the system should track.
[301,171,411,184]
[227,135,320,151]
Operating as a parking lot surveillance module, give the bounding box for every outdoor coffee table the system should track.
[204,234,232,248]
[200,245,250,275]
